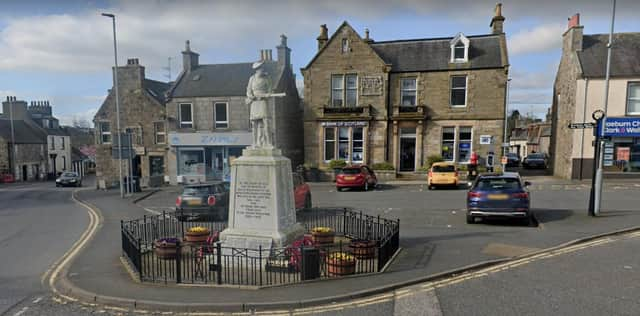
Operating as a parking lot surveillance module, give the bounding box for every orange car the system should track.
[428,162,459,189]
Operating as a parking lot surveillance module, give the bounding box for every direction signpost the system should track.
[568,122,596,129]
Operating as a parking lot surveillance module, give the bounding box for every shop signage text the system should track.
[321,121,368,127]
[169,132,253,146]
[600,117,640,137]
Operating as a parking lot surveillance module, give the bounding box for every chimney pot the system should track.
[490,3,505,34]
[317,24,329,50]
[185,40,191,51]
[568,13,580,29]
[280,34,287,47]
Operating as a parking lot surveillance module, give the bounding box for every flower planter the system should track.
[311,227,335,245]
[154,238,179,260]
[185,227,210,243]
[349,239,377,259]
[327,257,356,276]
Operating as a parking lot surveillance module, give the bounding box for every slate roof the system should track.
[578,33,640,78]
[370,35,506,72]
[143,79,171,104]
[0,119,46,144]
[44,128,68,136]
[171,61,280,98]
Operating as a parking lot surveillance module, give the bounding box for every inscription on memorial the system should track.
[360,75,383,96]
[235,180,271,220]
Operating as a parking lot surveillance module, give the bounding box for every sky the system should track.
[0,0,639,126]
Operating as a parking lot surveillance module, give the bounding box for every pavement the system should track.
[41,175,640,313]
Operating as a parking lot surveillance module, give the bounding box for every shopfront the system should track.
[602,117,640,172]
[169,132,251,183]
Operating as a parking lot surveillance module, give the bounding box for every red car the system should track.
[336,165,377,191]
[293,173,312,209]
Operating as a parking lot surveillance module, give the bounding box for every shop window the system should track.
[179,103,193,128]
[441,127,455,161]
[149,156,164,177]
[178,149,204,176]
[154,122,166,144]
[331,74,357,107]
[400,78,417,106]
[450,76,467,107]
[324,128,336,161]
[352,127,364,162]
[458,127,472,162]
[627,82,640,115]
[338,127,350,160]
[214,102,228,129]
[100,122,111,144]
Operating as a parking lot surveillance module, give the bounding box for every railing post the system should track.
[259,245,263,286]
[216,242,222,285]
[137,237,143,279]
[299,244,304,281]
[175,240,182,283]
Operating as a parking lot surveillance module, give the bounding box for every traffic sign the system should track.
[568,122,596,129]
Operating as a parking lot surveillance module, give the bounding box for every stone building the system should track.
[165,37,302,185]
[24,100,72,177]
[301,4,509,176]
[94,58,171,188]
[550,14,640,179]
[0,97,48,181]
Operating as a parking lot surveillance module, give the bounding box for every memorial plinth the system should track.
[220,148,304,249]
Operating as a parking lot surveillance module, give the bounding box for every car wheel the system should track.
[428,185,433,190]
[466,214,475,224]
[304,193,312,209]
[336,187,341,192]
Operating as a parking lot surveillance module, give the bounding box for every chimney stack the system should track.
[277,34,291,70]
[182,40,200,73]
[266,49,272,61]
[490,3,505,34]
[317,24,328,50]
[364,28,374,43]
[563,13,583,52]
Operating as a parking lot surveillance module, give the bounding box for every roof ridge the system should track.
[586,32,640,37]
[371,33,499,45]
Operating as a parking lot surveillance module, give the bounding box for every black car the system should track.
[175,182,229,221]
[56,172,82,187]
[506,153,521,167]
[522,153,549,169]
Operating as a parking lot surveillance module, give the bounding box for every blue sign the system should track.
[599,117,640,137]
[459,143,471,149]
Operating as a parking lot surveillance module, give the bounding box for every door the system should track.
[399,138,416,171]
[22,165,27,181]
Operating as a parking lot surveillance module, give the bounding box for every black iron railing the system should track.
[121,208,400,286]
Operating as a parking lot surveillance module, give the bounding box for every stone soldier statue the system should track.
[246,61,285,148]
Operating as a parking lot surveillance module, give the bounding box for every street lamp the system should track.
[592,0,616,216]
[102,12,124,198]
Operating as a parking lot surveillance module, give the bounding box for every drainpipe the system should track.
[579,78,589,180]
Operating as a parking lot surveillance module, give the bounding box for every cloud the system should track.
[58,107,98,127]
[508,23,566,55]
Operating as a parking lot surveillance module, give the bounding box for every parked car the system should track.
[293,173,312,209]
[336,165,377,191]
[55,171,82,187]
[466,172,532,225]
[506,152,521,167]
[428,162,459,189]
[175,182,230,221]
[522,153,549,169]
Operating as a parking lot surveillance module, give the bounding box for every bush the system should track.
[417,165,430,172]
[425,155,444,168]
[328,159,347,169]
[371,162,395,170]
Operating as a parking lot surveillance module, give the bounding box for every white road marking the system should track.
[144,207,162,215]
[13,307,29,316]
[32,296,43,304]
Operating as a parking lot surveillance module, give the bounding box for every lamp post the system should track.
[502,78,512,172]
[592,0,616,216]
[102,12,124,198]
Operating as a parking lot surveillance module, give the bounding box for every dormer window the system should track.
[450,33,469,63]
